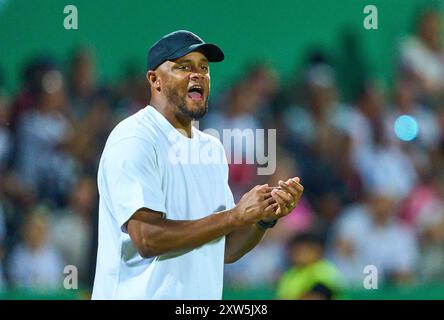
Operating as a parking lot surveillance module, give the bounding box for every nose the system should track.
[189,71,205,81]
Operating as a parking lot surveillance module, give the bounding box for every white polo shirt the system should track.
[92,105,235,300]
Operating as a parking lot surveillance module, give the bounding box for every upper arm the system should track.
[126,208,165,257]
[100,137,166,233]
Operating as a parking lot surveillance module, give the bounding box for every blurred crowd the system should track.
[1,8,444,299]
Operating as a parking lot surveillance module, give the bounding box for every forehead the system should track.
[173,51,209,63]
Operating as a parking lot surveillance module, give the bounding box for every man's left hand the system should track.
[267,177,304,220]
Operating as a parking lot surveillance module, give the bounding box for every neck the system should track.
[150,97,193,138]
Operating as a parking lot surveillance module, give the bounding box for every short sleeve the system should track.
[225,183,236,211]
[99,137,166,233]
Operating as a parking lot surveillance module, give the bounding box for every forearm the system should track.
[224,223,267,263]
[128,208,239,258]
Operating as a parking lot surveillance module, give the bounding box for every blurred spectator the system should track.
[68,48,98,120]
[0,91,12,172]
[0,172,17,290]
[264,150,315,240]
[203,80,265,201]
[400,170,444,282]
[224,151,313,288]
[345,80,386,152]
[8,208,64,290]
[328,191,419,287]
[399,9,444,100]
[9,57,57,133]
[352,124,418,200]
[281,57,357,222]
[348,81,418,199]
[240,63,279,126]
[70,93,113,175]
[387,78,440,151]
[50,176,96,288]
[282,59,350,145]
[0,194,5,291]
[223,236,287,289]
[114,63,150,120]
[276,232,344,300]
[15,68,77,205]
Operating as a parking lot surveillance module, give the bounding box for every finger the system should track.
[274,189,293,203]
[263,192,273,199]
[291,177,300,184]
[293,183,304,200]
[273,189,299,214]
[258,184,269,190]
[288,178,304,191]
[286,182,304,201]
[264,202,279,214]
[264,196,277,206]
[271,190,288,209]
[253,184,267,191]
[278,180,298,198]
[283,181,304,205]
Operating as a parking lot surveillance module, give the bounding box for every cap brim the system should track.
[169,43,224,63]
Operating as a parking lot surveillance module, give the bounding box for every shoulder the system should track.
[103,108,159,156]
[108,108,156,144]
[99,114,161,176]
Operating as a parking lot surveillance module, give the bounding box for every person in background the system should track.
[349,81,418,200]
[282,56,356,229]
[0,198,6,291]
[68,48,98,121]
[8,208,64,290]
[399,8,444,100]
[224,151,312,288]
[69,93,113,176]
[328,190,419,287]
[114,63,150,120]
[15,67,76,206]
[265,150,315,240]
[276,232,344,300]
[388,78,440,151]
[50,176,96,288]
[386,78,440,181]
[203,80,265,201]
[400,170,444,282]
[0,91,12,172]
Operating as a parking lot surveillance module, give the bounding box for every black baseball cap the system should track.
[147,30,224,71]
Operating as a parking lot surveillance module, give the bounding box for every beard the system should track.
[164,85,208,120]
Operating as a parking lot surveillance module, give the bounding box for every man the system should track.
[91,30,304,299]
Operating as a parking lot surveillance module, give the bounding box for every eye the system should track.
[201,65,209,71]
[177,64,190,71]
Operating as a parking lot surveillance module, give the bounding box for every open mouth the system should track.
[187,85,204,101]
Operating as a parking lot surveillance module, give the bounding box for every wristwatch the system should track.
[256,219,278,230]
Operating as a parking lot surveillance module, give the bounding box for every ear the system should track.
[146,70,161,91]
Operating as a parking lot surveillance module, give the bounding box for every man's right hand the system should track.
[229,184,278,227]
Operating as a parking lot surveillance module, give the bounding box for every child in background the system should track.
[276,232,344,300]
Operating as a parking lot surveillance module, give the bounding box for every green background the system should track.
[1,284,444,299]
[0,0,438,95]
